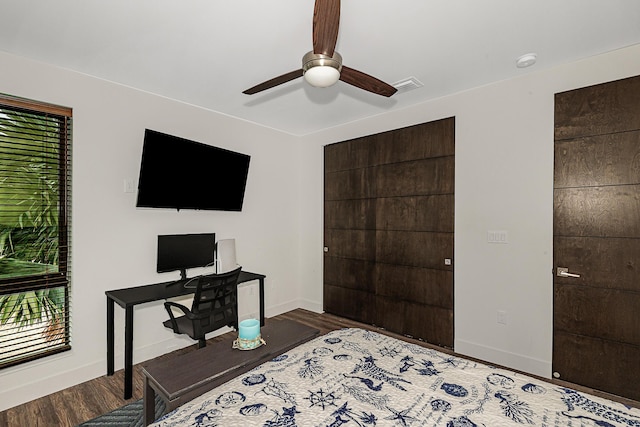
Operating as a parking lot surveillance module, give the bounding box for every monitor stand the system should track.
[166,269,188,288]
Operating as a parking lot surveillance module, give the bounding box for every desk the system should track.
[106,270,265,399]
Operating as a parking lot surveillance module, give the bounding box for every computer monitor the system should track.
[157,233,216,280]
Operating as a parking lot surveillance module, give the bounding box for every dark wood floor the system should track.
[1,308,638,426]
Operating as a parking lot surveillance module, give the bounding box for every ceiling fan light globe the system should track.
[302,51,342,88]
[304,66,341,87]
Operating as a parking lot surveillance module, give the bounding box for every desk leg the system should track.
[124,306,134,400]
[107,297,114,375]
[259,278,265,326]
[143,376,156,426]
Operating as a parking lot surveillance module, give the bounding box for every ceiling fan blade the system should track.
[243,69,304,95]
[313,0,340,56]
[340,66,397,97]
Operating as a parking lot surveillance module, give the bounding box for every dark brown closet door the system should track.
[553,75,640,401]
[324,118,454,347]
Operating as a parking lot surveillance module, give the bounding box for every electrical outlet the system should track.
[497,310,507,325]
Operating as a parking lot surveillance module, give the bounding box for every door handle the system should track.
[557,267,580,278]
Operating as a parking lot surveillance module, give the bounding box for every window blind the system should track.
[0,94,72,369]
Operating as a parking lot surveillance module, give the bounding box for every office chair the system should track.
[163,267,242,349]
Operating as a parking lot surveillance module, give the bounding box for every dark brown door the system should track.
[324,118,455,348]
[553,75,640,401]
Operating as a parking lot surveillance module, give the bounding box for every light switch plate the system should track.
[124,179,135,193]
[487,230,508,244]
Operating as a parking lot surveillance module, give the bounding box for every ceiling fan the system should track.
[242,0,397,97]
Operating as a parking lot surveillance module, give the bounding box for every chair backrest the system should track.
[192,266,242,316]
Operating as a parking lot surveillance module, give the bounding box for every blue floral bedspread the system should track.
[150,328,640,426]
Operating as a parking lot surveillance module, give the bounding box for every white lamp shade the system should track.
[304,66,340,88]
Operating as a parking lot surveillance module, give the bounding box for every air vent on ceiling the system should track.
[392,76,424,93]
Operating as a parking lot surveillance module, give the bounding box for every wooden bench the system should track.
[141,318,320,425]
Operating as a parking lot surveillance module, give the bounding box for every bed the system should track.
[150,327,640,426]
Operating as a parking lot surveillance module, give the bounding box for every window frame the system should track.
[0,94,72,369]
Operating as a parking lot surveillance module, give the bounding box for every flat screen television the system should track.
[157,233,216,280]
[136,129,250,211]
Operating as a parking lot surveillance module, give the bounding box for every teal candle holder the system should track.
[233,318,266,350]
[238,319,260,340]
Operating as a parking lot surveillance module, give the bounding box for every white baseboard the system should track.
[265,299,301,318]
[0,355,104,412]
[455,338,551,379]
[297,298,323,314]
[265,298,323,318]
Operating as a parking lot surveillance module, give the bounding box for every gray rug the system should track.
[77,395,165,427]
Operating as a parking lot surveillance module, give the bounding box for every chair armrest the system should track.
[163,301,192,332]
[164,301,208,321]
[164,301,190,315]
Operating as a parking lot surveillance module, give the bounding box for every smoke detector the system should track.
[516,53,537,68]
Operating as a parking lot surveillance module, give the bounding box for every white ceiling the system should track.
[2,0,640,136]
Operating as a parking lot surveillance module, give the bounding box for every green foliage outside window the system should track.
[0,104,67,347]
[0,108,60,269]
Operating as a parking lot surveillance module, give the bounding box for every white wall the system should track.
[300,43,640,378]
[0,52,303,411]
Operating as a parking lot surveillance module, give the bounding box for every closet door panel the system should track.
[376,230,454,270]
[375,118,455,163]
[325,199,376,230]
[376,298,405,332]
[555,75,640,140]
[554,133,640,188]
[325,135,376,172]
[324,117,455,347]
[324,285,375,324]
[415,194,455,232]
[405,302,454,348]
[553,331,640,401]
[325,168,376,200]
[555,285,640,344]
[324,229,376,261]
[375,264,453,308]
[553,74,640,401]
[554,236,640,291]
[555,185,640,238]
[376,194,454,232]
[324,257,375,293]
[374,157,454,198]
